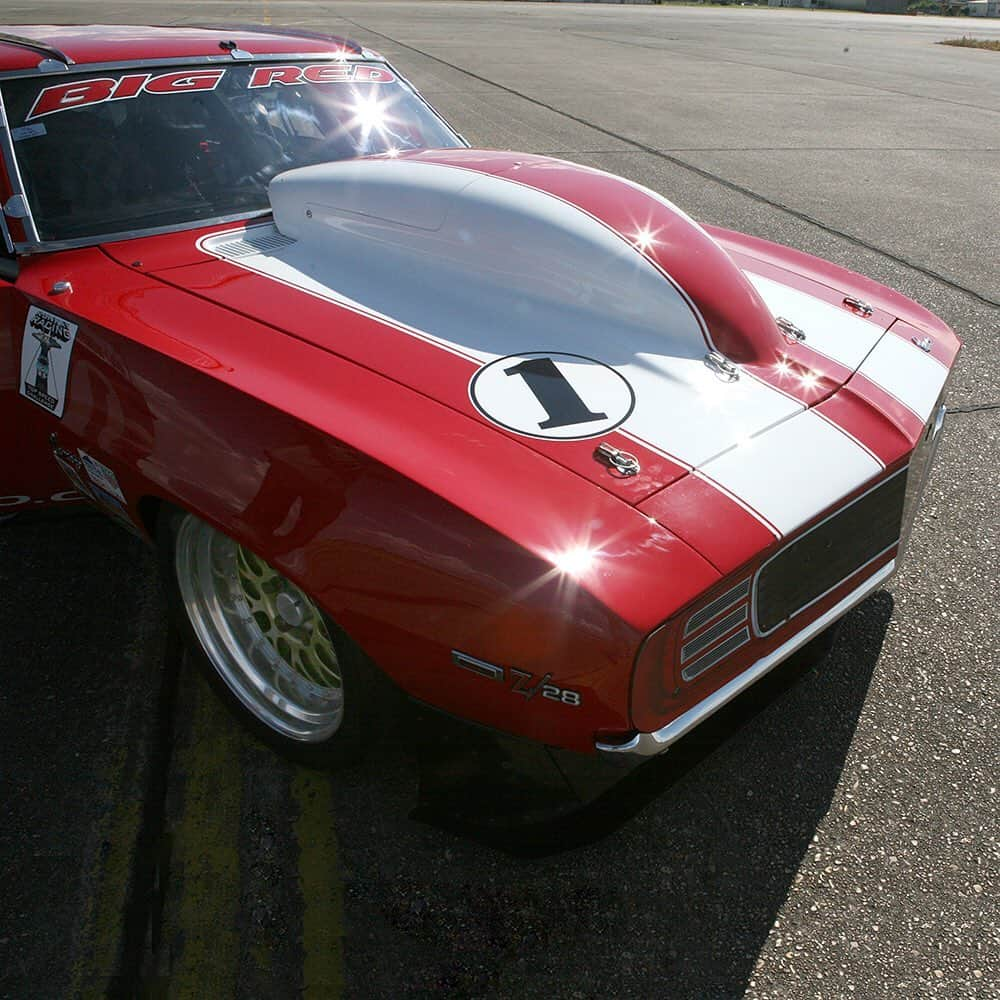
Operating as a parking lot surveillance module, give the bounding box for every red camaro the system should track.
[0,24,959,767]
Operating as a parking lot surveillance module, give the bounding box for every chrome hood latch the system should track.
[776,316,806,345]
[595,442,641,477]
[703,351,740,383]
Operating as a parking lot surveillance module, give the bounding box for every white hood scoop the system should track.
[203,158,806,472]
[267,158,712,361]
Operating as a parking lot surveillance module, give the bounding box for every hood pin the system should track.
[843,296,874,317]
[703,351,740,383]
[776,316,806,345]
[595,443,640,478]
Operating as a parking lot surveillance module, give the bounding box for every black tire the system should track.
[157,505,389,768]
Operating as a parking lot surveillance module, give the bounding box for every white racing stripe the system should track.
[813,409,885,470]
[744,271,887,371]
[205,221,804,468]
[200,160,889,536]
[206,159,809,471]
[856,332,949,422]
[697,409,883,536]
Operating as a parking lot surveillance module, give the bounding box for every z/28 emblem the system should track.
[452,651,582,707]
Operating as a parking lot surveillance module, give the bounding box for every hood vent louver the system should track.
[209,230,296,260]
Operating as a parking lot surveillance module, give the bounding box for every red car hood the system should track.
[113,150,955,564]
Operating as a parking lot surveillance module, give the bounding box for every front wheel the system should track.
[159,508,379,766]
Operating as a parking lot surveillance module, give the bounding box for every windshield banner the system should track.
[25,64,397,122]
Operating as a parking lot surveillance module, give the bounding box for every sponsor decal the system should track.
[25,69,226,121]
[248,63,396,88]
[24,64,396,122]
[469,352,636,441]
[51,444,132,524]
[78,451,126,504]
[11,123,46,141]
[52,445,89,494]
[19,306,79,418]
[88,482,129,515]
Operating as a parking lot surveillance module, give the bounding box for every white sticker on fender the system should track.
[78,451,126,503]
[19,306,79,418]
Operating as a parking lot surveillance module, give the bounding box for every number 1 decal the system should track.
[469,352,635,441]
[504,357,608,430]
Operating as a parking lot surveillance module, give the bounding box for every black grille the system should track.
[755,470,906,635]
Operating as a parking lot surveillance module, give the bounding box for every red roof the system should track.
[0,24,372,71]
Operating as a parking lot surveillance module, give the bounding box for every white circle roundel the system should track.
[469,352,635,441]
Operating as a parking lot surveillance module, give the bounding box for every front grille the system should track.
[754,469,906,635]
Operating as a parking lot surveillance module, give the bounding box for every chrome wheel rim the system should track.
[174,515,344,742]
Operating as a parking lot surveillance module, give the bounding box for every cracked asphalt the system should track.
[1,3,997,998]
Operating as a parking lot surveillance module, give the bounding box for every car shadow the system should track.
[4,508,894,998]
[332,590,894,998]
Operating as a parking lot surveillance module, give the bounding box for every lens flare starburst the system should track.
[633,227,658,252]
[349,90,390,133]
[552,545,600,579]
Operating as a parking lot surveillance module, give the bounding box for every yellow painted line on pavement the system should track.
[292,768,344,998]
[68,744,142,998]
[164,668,242,999]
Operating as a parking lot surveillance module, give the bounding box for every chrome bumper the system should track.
[595,559,896,758]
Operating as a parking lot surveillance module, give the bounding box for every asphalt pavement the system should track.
[1,3,997,998]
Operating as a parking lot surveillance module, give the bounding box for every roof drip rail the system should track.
[0,31,75,67]
[185,22,365,55]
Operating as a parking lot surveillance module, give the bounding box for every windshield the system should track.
[2,61,463,242]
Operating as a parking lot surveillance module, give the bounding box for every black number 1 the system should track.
[504,357,607,430]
